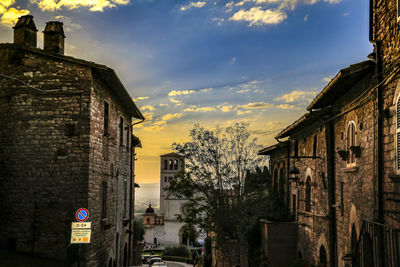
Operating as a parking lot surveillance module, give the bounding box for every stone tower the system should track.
[159,152,185,220]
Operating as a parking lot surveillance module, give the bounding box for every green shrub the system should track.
[164,245,190,258]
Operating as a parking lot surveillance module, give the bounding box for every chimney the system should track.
[43,21,65,55]
[13,15,38,47]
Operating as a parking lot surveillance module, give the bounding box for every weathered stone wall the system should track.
[290,120,329,265]
[374,0,400,230]
[332,78,376,266]
[0,43,137,267]
[0,44,91,263]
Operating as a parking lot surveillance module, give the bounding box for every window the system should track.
[305,177,311,212]
[104,102,109,135]
[313,135,317,157]
[164,160,168,170]
[126,124,130,148]
[279,168,285,196]
[174,160,178,170]
[101,181,107,218]
[164,176,167,182]
[123,180,127,217]
[346,121,356,166]
[340,182,344,216]
[319,245,327,265]
[169,160,173,170]
[397,95,400,170]
[398,0,400,21]
[292,194,297,217]
[119,117,124,146]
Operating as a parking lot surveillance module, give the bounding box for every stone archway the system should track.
[179,224,197,246]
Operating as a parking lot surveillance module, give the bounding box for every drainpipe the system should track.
[326,120,337,267]
[376,42,384,224]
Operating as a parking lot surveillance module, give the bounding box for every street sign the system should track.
[71,228,91,244]
[75,208,89,222]
[72,222,91,229]
[71,221,91,244]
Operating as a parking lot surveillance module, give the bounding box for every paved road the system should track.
[165,261,192,267]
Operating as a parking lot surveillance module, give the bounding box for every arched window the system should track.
[305,176,311,212]
[346,121,356,166]
[279,168,285,196]
[146,218,150,225]
[351,224,357,257]
[174,160,178,170]
[164,160,168,170]
[273,168,278,191]
[319,245,327,265]
[169,160,173,170]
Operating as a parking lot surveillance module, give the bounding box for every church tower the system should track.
[160,152,185,220]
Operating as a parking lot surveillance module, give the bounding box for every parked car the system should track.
[142,255,151,264]
[152,262,167,267]
[148,257,164,266]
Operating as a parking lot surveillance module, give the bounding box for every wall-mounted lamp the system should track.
[289,166,300,183]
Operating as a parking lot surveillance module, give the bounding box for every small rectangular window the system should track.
[119,117,124,146]
[104,102,109,135]
[101,182,107,219]
[123,180,127,217]
[126,124,130,148]
[340,182,344,216]
[313,135,317,157]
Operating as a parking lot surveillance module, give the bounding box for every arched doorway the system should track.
[108,257,113,267]
[123,243,128,267]
[319,245,327,266]
[180,225,197,246]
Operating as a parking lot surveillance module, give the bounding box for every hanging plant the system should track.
[350,145,361,158]
[337,149,348,161]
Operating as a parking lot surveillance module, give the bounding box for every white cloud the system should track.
[141,105,155,111]
[184,107,216,112]
[212,17,225,26]
[229,7,287,26]
[54,15,82,32]
[274,90,317,103]
[238,102,273,109]
[162,113,184,121]
[0,1,29,26]
[275,103,297,109]
[31,0,130,12]
[180,1,206,11]
[168,89,196,96]
[321,76,333,83]
[230,56,237,64]
[200,87,213,92]
[169,98,184,106]
[132,96,150,101]
[304,14,308,21]
[237,110,252,115]
[236,89,250,93]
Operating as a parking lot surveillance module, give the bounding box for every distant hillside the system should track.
[135,182,160,214]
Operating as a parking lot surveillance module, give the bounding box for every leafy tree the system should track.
[166,122,270,263]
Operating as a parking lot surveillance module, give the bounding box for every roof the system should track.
[13,15,37,31]
[160,152,184,158]
[276,108,331,139]
[258,140,289,155]
[0,43,144,120]
[307,60,375,111]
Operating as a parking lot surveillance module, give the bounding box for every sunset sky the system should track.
[0,0,372,183]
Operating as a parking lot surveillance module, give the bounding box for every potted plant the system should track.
[350,145,361,158]
[337,149,348,160]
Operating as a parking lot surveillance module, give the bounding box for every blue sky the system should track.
[0,0,372,182]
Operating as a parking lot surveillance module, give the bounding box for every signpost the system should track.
[71,208,91,244]
[71,208,91,267]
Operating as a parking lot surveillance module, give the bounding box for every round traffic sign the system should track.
[76,208,89,222]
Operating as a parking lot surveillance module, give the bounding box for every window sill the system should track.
[343,166,359,173]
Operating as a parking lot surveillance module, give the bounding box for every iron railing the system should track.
[353,220,400,267]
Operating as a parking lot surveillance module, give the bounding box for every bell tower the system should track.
[159,152,185,220]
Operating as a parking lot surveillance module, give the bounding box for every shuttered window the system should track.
[397,96,400,170]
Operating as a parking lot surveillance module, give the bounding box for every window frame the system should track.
[101,181,107,219]
[104,101,109,136]
[119,117,124,146]
[305,176,311,212]
[346,121,357,167]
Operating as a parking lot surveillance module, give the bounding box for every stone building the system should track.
[258,1,400,264]
[143,152,191,246]
[0,15,144,266]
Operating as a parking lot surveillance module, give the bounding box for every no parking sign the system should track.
[75,208,89,222]
[71,208,91,244]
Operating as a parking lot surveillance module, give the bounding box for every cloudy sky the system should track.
[0,0,371,183]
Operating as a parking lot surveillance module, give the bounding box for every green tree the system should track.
[167,122,270,264]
